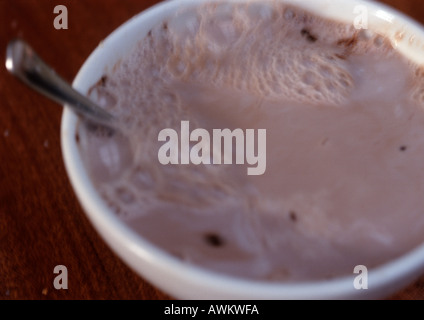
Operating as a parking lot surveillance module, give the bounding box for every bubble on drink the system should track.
[77,1,424,281]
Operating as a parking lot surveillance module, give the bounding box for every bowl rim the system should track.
[61,0,424,299]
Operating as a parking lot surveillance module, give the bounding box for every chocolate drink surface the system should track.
[78,2,424,281]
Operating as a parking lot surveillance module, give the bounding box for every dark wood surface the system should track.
[0,0,423,300]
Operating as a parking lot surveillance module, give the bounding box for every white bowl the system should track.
[61,0,424,299]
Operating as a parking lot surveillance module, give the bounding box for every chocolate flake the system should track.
[301,28,318,43]
[100,75,108,87]
[204,233,225,248]
[289,211,298,222]
[336,33,358,48]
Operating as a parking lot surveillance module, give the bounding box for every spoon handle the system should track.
[5,38,114,124]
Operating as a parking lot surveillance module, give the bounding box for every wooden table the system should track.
[1,0,423,300]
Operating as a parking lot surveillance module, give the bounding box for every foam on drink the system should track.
[77,1,424,281]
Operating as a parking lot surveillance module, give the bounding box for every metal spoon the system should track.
[5,38,115,128]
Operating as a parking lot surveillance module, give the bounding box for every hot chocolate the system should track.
[77,1,424,281]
